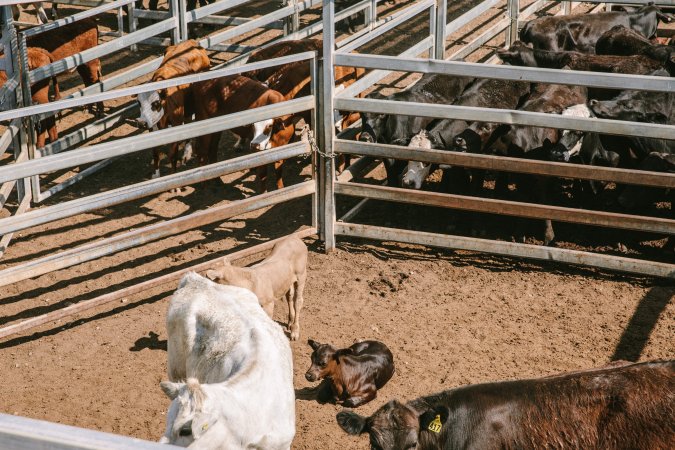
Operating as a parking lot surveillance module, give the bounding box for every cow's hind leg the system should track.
[289,273,306,341]
[78,61,104,118]
[273,160,284,190]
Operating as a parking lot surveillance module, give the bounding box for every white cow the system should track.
[159,272,295,449]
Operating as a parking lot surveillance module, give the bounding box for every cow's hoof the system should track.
[617,242,628,254]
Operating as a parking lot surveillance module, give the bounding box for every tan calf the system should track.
[206,235,308,340]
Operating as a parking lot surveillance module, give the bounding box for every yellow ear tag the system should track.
[428,415,442,433]
[201,423,209,432]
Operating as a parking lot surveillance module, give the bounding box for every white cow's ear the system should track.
[160,381,182,400]
[205,269,220,281]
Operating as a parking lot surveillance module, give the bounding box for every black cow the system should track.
[588,74,675,161]
[497,41,664,74]
[596,25,675,75]
[401,77,529,192]
[520,3,674,53]
[479,83,588,245]
[337,360,674,450]
[359,72,474,187]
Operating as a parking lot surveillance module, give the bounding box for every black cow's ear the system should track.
[308,339,321,351]
[334,348,354,362]
[336,411,367,435]
[646,112,668,124]
[419,406,450,434]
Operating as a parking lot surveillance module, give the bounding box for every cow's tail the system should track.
[47,52,61,102]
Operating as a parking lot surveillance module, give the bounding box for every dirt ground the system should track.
[0,1,673,449]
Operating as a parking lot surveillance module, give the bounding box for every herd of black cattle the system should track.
[354,4,674,250]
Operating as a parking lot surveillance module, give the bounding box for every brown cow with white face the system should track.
[191,74,294,191]
[136,40,210,178]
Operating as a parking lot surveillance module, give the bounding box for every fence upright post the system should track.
[169,0,181,44]
[310,55,319,232]
[506,0,519,47]
[129,1,138,52]
[563,2,572,15]
[434,0,446,60]
[321,0,336,251]
[429,1,436,59]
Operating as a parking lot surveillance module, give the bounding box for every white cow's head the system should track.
[160,379,223,448]
[250,118,274,151]
[250,116,296,152]
[401,131,433,190]
[137,90,165,129]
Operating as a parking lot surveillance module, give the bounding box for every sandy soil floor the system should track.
[0,1,673,449]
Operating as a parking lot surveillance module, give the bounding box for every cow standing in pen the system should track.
[0,47,60,148]
[136,40,210,178]
[27,17,103,117]
[160,272,295,449]
[205,235,308,340]
[520,3,674,52]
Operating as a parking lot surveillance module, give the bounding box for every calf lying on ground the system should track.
[160,272,295,449]
[520,3,673,52]
[337,360,675,450]
[206,235,307,340]
[305,339,395,408]
[136,40,210,178]
[27,17,103,117]
[0,47,60,148]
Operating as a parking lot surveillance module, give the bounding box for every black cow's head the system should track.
[496,41,536,66]
[337,400,449,450]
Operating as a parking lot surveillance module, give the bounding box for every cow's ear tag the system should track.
[201,423,209,432]
[427,415,442,433]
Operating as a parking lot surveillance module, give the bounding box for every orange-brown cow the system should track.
[0,47,60,148]
[191,74,293,191]
[136,40,210,178]
[27,17,103,117]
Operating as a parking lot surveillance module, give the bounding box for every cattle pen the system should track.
[0,0,673,448]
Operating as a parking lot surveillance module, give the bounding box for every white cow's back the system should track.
[165,272,295,449]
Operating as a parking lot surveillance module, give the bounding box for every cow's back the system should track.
[27,17,99,61]
[167,272,264,383]
[420,361,674,450]
[153,39,210,82]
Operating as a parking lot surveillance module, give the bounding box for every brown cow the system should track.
[305,339,395,407]
[249,59,364,189]
[136,40,210,178]
[245,39,323,83]
[192,74,293,190]
[337,360,675,450]
[0,47,60,148]
[27,17,103,117]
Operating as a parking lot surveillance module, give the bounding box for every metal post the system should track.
[178,0,188,42]
[128,1,138,52]
[506,0,518,47]
[310,55,319,232]
[563,2,572,15]
[370,0,377,28]
[434,0,446,60]
[321,0,336,251]
[17,32,40,201]
[291,0,300,33]
[116,6,124,37]
[169,0,181,44]
[429,1,436,59]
